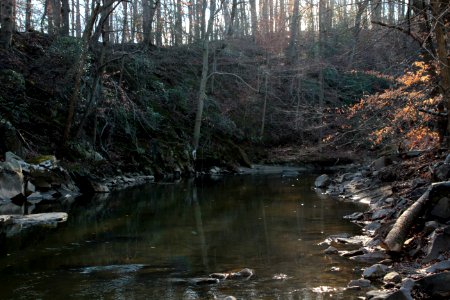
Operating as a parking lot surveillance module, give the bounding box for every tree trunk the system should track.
[76,0,81,37]
[249,0,257,39]
[175,0,183,44]
[431,0,450,144]
[287,0,300,62]
[25,0,32,31]
[63,2,101,146]
[260,73,268,139]
[383,182,450,252]
[61,0,70,35]
[52,0,61,35]
[192,0,216,151]
[0,0,14,49]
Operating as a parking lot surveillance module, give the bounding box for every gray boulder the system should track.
[430,197,450,219]
[348,278,371,288]
[363,264,389,279]
[414,272,450,298]
[422,229,450,263]
[0,161,24,201]
[314,174,330,188]
[425,259,450,273]
[324,246,338,254]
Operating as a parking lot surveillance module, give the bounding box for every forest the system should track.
[0,0,449,299]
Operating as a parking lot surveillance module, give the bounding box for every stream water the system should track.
[0,174,368,299]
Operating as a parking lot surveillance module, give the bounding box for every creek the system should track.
[0,174,368,299]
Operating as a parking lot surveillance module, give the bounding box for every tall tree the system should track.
[192,0,217,152]
[0,0,14,49]
[25,0,33,31]
[61,0,71,35]
[249,0,258,39]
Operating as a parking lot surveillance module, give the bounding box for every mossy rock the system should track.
[27,155,57,164]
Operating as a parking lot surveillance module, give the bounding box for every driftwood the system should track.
[383,181,450,252]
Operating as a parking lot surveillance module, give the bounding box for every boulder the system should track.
[0,120,24,157]
[1,212,68,237]
[367,289,409,300]
[371,208,394,220]
[343,212,364,220]
[348,278,371,288]
[422,229,450,263]
[314,174,330,188]
[384,272,401,283]
[414,272,450,298]
[433,162,450,181]
[430,197,450,219]
[0,161,24,201]
[425,259,450,273]
[189,277,220,285]
[363,264,389,279]
[372,156,391,171]
[341,249,366,257]
[324,246,338,254]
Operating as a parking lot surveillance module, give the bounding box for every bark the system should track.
[61,0,70,35]
[52,0,61,35]
[121,0,128,42]
[192,0,216,151]
[0,0,14,49]
[287,0,300,62]
[143,0,158,46]
[25,0,32,31]
[63,2,101,146]
[226,0,237,37]
[249,0,257,39]
[431,0,450,144]
[76,0,81,37]
[383,182,450,252]
[175,0,183,44]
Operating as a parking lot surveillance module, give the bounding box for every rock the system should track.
[445,154,450,164]
[341,249,365,257]
[324,246,339,254]
[336,235,371,246]
[351,251,389,263]
[314,174,330,188]
[384,272,401,283]
[348,278,371,288]
[367,289,409,300]
[229,268,254,278]
[362,264,389,279]
[424,221,440,235]
[209,273,229,280]
[434,162,450,181]
[425,259,450,273]
[372,156,391,171]
[329,267,340,272]
[414,272,450,298]
[371,208,394,220]
[189,277,220,285]
[343,212,364,220]
[1,212,68,237]
[430,197,450,219]
[272,273,288,280]
[364,222,382,236]
[422,229,450,263]
[0,121,24,157]
[0,161,24,201]
[224,297,236,300]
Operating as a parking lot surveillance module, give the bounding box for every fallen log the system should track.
[383,181,450,252]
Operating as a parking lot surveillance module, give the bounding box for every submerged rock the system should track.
[324,246,338,254]
[189,277,220,285]
[351,251,389,263]
[314,174,330,188]
[348,278,371,288]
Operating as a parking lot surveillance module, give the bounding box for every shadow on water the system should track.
[0,175,368,299]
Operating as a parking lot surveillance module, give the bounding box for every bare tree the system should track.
[0,0,14,49]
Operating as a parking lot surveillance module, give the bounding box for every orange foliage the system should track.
[341,61,441,151]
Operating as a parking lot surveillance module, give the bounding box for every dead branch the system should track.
[383,181,450,252]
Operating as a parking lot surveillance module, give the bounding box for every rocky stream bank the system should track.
[315,150,450,299]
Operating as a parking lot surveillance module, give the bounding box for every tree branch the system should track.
[371,21,424,45]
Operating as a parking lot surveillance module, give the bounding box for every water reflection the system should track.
[0,175,367,299]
